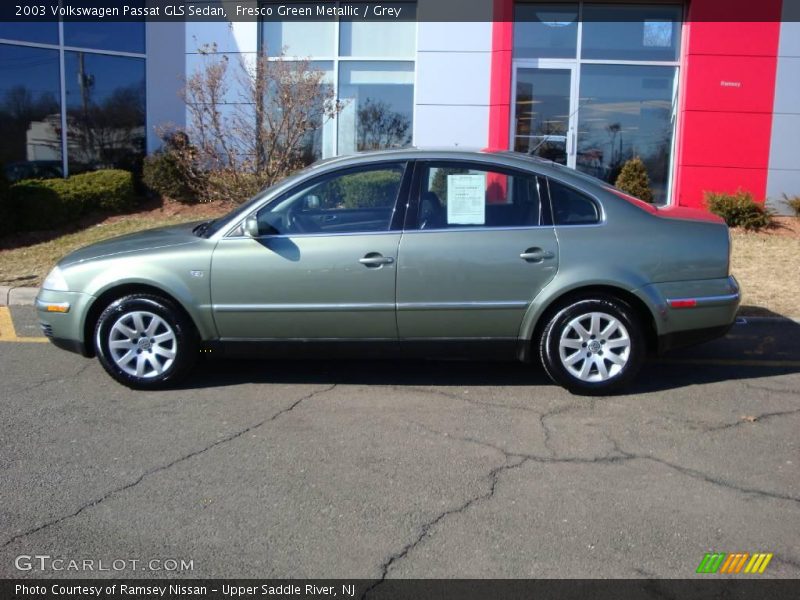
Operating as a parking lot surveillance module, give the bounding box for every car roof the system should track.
[307,147,604,189]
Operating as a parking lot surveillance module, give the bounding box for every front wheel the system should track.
[94,294,198,389]
[539,296,646,396]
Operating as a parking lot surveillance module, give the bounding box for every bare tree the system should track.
[169,44,343,203]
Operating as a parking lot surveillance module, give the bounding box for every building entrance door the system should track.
[511,61,577,169]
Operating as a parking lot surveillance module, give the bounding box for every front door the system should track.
[210,162,409,342]
[511,61,577,168]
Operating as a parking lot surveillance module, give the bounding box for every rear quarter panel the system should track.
[518,185,732,345]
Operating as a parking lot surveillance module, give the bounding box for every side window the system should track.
[548,179,600,225]
[256,164,404,235]
[415,163,540,230]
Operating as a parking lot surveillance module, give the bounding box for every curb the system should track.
[0,286,39,307]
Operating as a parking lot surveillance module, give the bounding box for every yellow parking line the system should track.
[657,358,800,368]
[0,307,48,343]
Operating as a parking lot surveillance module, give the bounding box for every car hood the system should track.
[59,221,207,267]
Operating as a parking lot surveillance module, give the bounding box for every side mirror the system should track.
[244,216,260,238]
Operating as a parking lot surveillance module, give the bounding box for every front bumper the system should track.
[35,289,96,357]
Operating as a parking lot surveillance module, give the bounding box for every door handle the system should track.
[520,248,555,262]
[359,253,395,267]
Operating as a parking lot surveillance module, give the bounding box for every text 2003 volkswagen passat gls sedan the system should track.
[36,149,740,395]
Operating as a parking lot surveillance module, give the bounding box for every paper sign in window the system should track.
[447,174,486,225]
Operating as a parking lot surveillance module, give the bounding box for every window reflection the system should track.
[576,65,677,204]
[338,62,414,154]
[514,3,579,59]
[581,4,682,61]
[0,44,62,182]
[64,22,146,54]
[0,22,59,45]
[65,52,146,174]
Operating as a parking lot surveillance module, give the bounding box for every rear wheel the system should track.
[539,296,645,395]
[94,294,198,389]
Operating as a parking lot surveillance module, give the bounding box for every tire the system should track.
[539,295,646,396]
[94,294,198,390]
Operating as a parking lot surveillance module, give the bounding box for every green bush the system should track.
[705,189,773,231]
[615,157,654,203]
[336,170,402,209]
[9,169,135,232]
[142,151,196,203]
[783,193,800,217]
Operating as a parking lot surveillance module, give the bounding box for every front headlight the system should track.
[42,266,69,291]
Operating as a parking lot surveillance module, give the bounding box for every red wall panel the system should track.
[680,111,773,169]
[677,166,768,208]
[673,0,782,208]
[683,55,780,114]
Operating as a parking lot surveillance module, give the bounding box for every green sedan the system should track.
[36,149,740,395]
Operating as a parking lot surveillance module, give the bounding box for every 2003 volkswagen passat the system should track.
[37,150,740,395]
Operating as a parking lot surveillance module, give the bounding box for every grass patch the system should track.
[730,227,800,317]
[0,203,229,286]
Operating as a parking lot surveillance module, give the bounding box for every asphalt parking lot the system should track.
[1,306,799,580]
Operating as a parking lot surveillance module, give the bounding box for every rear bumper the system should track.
[641,275,740,354]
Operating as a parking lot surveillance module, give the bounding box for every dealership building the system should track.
[1,0,798,211]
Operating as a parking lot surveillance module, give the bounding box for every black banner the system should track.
[3,580,800,600]
[0,0,797,22]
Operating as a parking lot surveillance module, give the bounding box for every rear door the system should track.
[396,160,559,353]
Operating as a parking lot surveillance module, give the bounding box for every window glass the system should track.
[337,62,414,154]
[0,22,59,45]
[262,20,336,57]
[0,44,63,182]
[256,164,404,235]
[64,22,146,54]
[65,52,146,174]
[581,4,682,61]
[514,3,579,59]
[416,163,540,230]
[339,5,417,57]
[548,179,599,225]
[576,64,677,204]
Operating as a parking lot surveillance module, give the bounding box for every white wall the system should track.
[413,15,494,148]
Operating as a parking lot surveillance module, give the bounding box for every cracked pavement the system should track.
[1,318,799,579]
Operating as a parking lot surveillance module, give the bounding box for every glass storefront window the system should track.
[581,4,682,62]
[337,62,415,154]
[576,64,677,204]
[64,22,146,54]
[262,20,336,57]
[0,44,62,181]
[0,22,58,45]
[339,7,417,57]
[514,3,579,59]
[64,52,146,174]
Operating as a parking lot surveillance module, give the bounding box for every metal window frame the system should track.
[257,0,418,159]
[509,0,685,205]
[0,28,146,178]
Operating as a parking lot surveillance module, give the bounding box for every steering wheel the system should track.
[286,207,321,234]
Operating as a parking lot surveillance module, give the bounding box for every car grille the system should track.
[39,323,53,338]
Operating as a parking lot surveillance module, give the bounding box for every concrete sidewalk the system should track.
[0,286,38,306]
